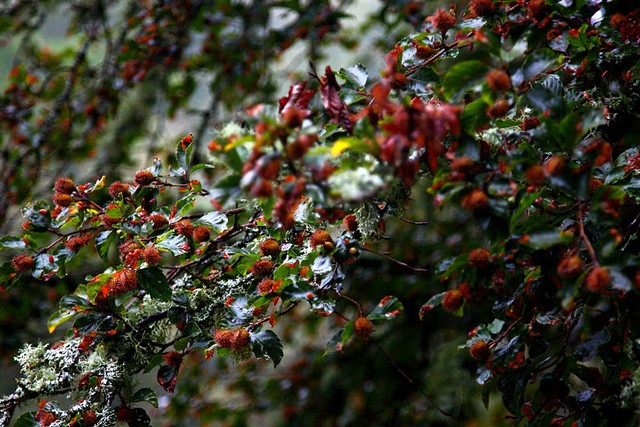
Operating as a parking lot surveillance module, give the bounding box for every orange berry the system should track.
[257,278,281,294]
[526,164,545,187]
[430,8,456,33]
[173,219,194,237]
[487,99,510,119]
[143,246,162,264]
[148,213,168,230]
[162,351,183,367]
[543,156,565,176]
[521,117,541,131]
[343,214,358,232]
[231,329,250,349]
[119,241,142,258]
[470,0,495,17]
[64,235,88,252]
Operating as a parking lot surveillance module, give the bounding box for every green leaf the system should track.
[251,330,284,367]
[461,98,490,134]
[155,232,189,256]
[0,235,26,250]
[273,263,292,280]
[443,60,489,102]
[96,230,118,262]
[176,134,194,175]
[137,267,172,301]
[324,327,345,356]
[331,137,374,157]
[47,308,79,333]
[419,292,446,319]
[368,295,404,320]
[157,364,179,393]
[521,230,571,249]
[195,211,228,232]
[510,192,540,232]
[22,201,52,230]
[520,49,559,81]
[131,387,159,408]
[338,63,368,88]
[13,412,38,427]
[33,254,59,280]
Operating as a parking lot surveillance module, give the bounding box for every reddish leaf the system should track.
[157,364,179,393]
[279,82,315,115]
[320,66,353,133]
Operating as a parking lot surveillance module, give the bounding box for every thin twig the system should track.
[398,217,429,225]
[360,246,429,272]
[577,202,598,265]
[371,338,455,418]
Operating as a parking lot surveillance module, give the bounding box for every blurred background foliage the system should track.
[0,1,512,425]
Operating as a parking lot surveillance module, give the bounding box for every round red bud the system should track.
[469,340,490,361]
[469,248,491,268]
[54,177,76,194]
[53,193,74,207]
[108,181,130,199]
[259,239,281,257]
[461,189,488,211]
[486,69,512,92]
[585,266,610,294]
[12,254,35,272]
[442,289,464,312]
[134,170,155,186]
[557,256,583,279]
[354,317,375,338]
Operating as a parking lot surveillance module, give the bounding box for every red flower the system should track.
[134,169,155,186]
[249,259,274,277]
[259,239,281,257]
[310,229,333,250]
[54,177,76,194]
[461,189,488,211]
[354,317,374,338]
[469,340,490,361]
[12,254,34,272]
[429,8,456,34]
[469,248,491,268]
[442,289,464,311]
[486,69,511,92]
[108,181,130,199]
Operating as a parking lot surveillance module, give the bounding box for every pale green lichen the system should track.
[355,202,384,240]
[14,339,81,394]
[327,167,386,201]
